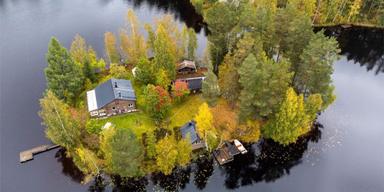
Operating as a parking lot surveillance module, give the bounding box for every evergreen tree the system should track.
[135,57,156,85]
[202,67,220,106]
[238,53,293,120]
[219,34,258,105]
[45,37,83,104]
[101,127,144,177]
[295,31,339,108]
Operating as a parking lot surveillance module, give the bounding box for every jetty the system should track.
[213,140,248,166]
[19,144,60,163]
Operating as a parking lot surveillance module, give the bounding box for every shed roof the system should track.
[86,78,136,112]
[177,60,196,71]
[180,121,199,144]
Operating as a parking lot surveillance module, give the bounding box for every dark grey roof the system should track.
[180,121,199,144]
[94,78,136,109]
[187,78,203,90]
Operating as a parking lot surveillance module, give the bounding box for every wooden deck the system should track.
[213,142,242,165]
[20,144,60,163]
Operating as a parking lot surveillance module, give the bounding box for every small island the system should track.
[39,1,342,184]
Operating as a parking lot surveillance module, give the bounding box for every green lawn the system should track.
[96,94,204,137]
[97,112,156,138]
[168,95,204,128]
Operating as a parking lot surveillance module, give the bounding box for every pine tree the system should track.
[295,31,339,109]
[101,127,144,177]
[45,37,83,104]
[238,53,293,120]
[202,67,220,106]
[135,57,156,85]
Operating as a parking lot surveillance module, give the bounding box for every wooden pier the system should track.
[19,144,60,163]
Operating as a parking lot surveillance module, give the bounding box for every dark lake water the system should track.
[1,0,383,191]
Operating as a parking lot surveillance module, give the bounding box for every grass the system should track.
[168,94,204,128]
[97,112,156,138]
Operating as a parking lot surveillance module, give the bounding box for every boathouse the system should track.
[86,78,137,117]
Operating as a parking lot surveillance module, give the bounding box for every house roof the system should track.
[180,121,199,144]
[177,60,196,71]
[86,78,136,112]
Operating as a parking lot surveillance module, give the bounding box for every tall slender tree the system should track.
[104,32,120,64]
[45,37,83,104]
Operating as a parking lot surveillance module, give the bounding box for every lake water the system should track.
[1,0,383,191]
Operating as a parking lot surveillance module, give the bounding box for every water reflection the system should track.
[55,149,85,183]
[317,26,384,75]
[220,123,322,189]
[124,0,207,33]
[91,124,322,191]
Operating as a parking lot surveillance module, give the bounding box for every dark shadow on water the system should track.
[55,149,86,183]
[220,123,323,189]
[193,155,215,190]
[151,167,192,191]
[124,0,207,34]
[316,26,384,75]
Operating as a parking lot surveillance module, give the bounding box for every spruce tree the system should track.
[45,37,83,104]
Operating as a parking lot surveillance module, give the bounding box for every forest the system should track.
[37,0,381,183]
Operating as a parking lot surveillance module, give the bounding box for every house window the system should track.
[128,103,133,108]
[112,107,116,110]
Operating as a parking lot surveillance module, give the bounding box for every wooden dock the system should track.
[19,144,60,163]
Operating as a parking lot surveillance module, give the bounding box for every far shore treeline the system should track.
[37,0,381,184]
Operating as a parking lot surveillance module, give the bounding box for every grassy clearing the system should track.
[168,94,204,128]
[97,112,156,138]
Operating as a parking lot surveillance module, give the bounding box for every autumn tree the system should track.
[153,24,177,81]
[72,147,100,177]
[45,37,83,104]
[295,31,339,109]
[187,28,197,60]
[70,35,105,83]
[143,85,172,123]
[155,135,178,175]
[120,9,147,64]
[39,91,81,149]
[210,100,238,141]
[195,103,218,151]
[109,63,131,79]
[101,126,144,177]
[263,88,320,145]
[237,120,261,143]
[176,138,192,167]
[238,53,293,120]
[172,81,190,102]
[104,32,120,64]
